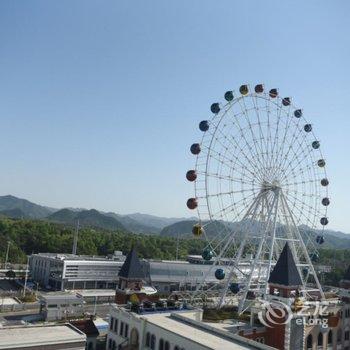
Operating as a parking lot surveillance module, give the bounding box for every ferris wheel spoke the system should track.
[198,188,259,199]
[278,136,311,178]
[205,146,260,183]
[282,179,320,187]
[213,122,265,181]
[205,130,256,175]
[268,100,283,175]
[283,197,319,235]
[283,188,321,199]
[236,98,267,173]
[274,118,304,179]
[283,156,316,183]
[252,95,269,167]
[220,106,267,180]
[283,192,323,219]
[210,191,259,220]
[197,171,259,186]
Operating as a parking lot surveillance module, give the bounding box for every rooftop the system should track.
[32,252,125,262]
[112,306,272,350]
[0,324,86,349]
[40,291,83,302]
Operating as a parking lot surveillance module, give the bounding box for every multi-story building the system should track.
[28,252,232,293]
[29,251,125,290]
[39,292,84,321]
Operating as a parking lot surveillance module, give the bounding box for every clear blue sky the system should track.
[0,1,349,231]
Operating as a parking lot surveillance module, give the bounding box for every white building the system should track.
[29,252,125,290]
[29,252,262,295]
[106,305,273,350]
[39,292,84,321]
[0,324,86,350]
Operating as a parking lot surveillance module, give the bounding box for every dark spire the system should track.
[268,242,302,287]
[118,248,145,279]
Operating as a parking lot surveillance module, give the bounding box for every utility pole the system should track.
[4,241,10,269]
[23,256,29,298]
[176,234,179,261]
[72,220,79,255]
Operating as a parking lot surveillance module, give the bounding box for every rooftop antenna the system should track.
[72,220,79,255]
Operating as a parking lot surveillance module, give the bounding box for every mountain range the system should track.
[0,195,349,249]
[0,195,193,234]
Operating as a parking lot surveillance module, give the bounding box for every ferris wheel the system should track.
[186,84,329,312]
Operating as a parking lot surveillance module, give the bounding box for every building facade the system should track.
[29,252,125,290]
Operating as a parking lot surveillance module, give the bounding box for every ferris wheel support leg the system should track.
[280,192,325,300]
[217,191,268,308]
[238,191,279,314]
[263,188,280,298]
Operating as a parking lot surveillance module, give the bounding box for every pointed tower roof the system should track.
[268,242,302,287]
[118,248,145,279]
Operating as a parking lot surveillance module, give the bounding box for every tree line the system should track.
[0,217,349,286]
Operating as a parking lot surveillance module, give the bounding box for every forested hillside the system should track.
[0,217,349,286]
[0,218,205,264]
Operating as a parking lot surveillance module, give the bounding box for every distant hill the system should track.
[161,219,350,249]
[160,220,228,238]
[127,213,196,231]
[0,195,55,219]
[47,208,126,231]
[105,212,160,234]
[0,195,195,234]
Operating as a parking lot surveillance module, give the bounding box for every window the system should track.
[318,332,323,346]
[306,334,312,349]
[110,317,114,331]
[120,322,124,336]
[337,329,342,343]
[328,330,333,345]
[345,331,350,341]
[174,347,180,350]
[164,341,170,350]
[108,339,112,350]
[159,339,164,350]
[146,332,151,347]
[114,319,118,333]
[124,323,129,338]
[88,342,93,350]
[151,335,156,350]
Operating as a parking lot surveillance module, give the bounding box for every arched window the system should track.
[318,332,323,346]
[159,338,164,350]
[306,334,312,349]
[112,341,116,350]
[337,329,342,343]
[165,341,170,350]
[328,330,333,345]
[146,332,151,347]
[151,335,156,350]
[174,347,180,350]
